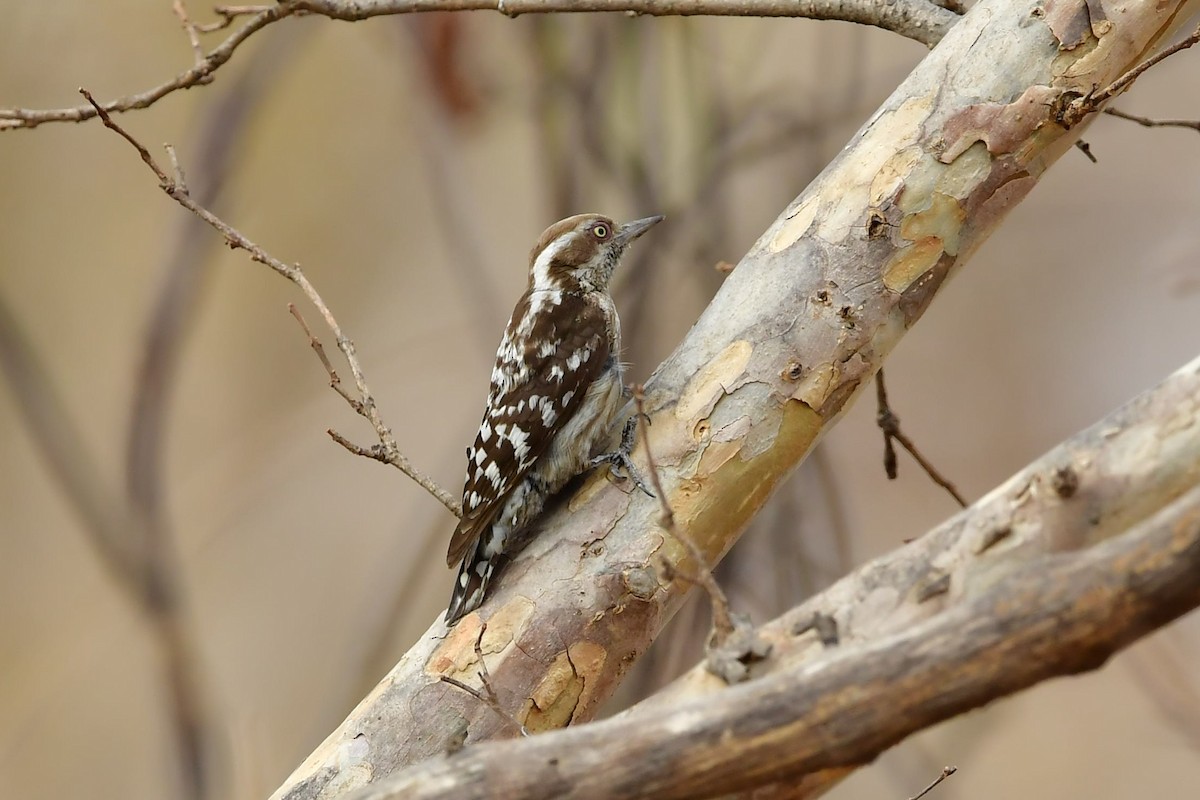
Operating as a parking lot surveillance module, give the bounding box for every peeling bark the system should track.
[272,0,1200,797]
[350,481,1200,800]
[640,352,1200,799]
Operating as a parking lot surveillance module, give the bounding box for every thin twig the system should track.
[632,386,734,645]
[0,0,958,130]
[1103,107,1200,134]
[172,1,209,68]
[1062,23,1200,127]
[1091,23,1200,105]
[288,305,362,410]
[79,88,462,518]
[875,370,968,508]
[438,625,529,737]
[906,765,957,800]
[127,37,295,542]
[439,677,530,737]
[196,5,277,33]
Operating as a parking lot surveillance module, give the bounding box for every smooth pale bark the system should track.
[274,0,1200,797]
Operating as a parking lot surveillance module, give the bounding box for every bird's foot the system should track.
[589,415,655,498]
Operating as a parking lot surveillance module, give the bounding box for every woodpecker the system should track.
[445,212,663,624]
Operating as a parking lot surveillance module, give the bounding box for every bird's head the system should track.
[527,213,664,294]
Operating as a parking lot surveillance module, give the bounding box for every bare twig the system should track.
[0,0,958,131]
[79,88,461,518]
[632,386,735,645]
[438,626,529,737]
[126,28,292,585]
[289,304,362,410]
[1062,23,1200,127]
[439,674,530,737]
[196,5,277,33]
[907,766,957,800]
[875,369,968,508]
[1103,107,1200,134]
[439,677,530,736]
[172,1,210,68]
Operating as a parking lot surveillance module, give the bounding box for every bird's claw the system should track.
[589,415,655,498]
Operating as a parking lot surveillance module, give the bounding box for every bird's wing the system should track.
[446,291,613,567]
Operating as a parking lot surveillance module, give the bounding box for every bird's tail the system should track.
[445,540,499,625]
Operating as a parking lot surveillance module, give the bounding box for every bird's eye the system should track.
[592,224,609,239]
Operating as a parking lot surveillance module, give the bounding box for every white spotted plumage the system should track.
[444,212,663,624]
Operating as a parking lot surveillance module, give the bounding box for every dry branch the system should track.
[1102,107,1200,134]
[874,369,967,507]
[271,0,1200,796]
[0,0,959,131]
[78,90,461,519]
[908,767,957,800]
[633,351,1200,798]
[351,478,1200,799]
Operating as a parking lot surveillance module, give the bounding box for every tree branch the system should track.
[0,0,959,132]
[1061,22,1200,128]
[270,0,1200,796]
[875,369,968,507]
[1102,106,1200,134]
[78,89,462,518]
[353,479,1200,799]
[628,349,1200,799]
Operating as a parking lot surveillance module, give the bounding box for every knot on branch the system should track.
[704,613,773,684]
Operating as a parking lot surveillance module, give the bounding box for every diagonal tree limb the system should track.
[634,350,1200,799]
[270,0,1200,796]
[353,478,1200,800]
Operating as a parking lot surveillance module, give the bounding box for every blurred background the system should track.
[2,3,1199,799]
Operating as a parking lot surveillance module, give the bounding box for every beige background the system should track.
[1,3,1199,799]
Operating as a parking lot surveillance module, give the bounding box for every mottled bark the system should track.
[645,352,1200,799]
[273,0,1200,797]
[352,463,1200,800]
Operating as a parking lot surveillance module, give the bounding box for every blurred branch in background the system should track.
[125,25,298,615]
[1,37,302,800]
[400,18,506,349]
[0,291,210,800]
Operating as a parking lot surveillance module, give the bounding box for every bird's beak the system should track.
[615,214,665,246]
